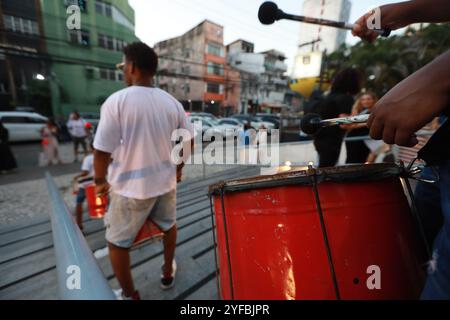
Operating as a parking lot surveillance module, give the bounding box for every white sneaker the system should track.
[113,288,141,300]
[160,260,177,290]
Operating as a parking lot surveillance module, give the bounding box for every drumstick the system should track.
[258,1,391,37]
[301,113,370,135]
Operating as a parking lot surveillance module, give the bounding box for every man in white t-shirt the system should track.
[94,42,194,300]
[67,112,88,162]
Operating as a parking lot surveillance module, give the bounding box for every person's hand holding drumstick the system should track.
[352,0,450,147]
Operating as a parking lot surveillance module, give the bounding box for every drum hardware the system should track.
[398,161,432,259]
[209,195,222,299]
[308,164,341,300]
[219,188,235,300]
[405,157,439,184]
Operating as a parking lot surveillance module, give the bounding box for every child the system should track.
[72,143,95,231]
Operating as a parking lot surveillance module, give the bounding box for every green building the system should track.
[40,0,139,117]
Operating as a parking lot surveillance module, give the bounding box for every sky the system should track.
[129,0,401,73]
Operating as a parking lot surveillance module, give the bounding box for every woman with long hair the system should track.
[313,68,363,167]
[343,91,379,164]
[41,118,63,166]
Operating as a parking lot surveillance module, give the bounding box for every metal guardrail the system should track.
[45,172,115,300]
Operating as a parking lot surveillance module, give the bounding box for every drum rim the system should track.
[209,163,405,195]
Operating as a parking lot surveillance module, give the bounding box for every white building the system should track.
[227,40,288,113]
[297,0,352,54]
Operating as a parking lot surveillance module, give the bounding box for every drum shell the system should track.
[211,169,427,300]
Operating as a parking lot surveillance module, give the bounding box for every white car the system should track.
[0,112,48,142]
[189,116,237,139]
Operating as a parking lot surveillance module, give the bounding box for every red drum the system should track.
[85,184,108,219]
[209,163,428,300]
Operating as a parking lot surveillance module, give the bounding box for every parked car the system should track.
[189,112,218,121]
[256,113,281,129]
[231,114,275,130]
[15,106,36,113]
[189,116,237,139]
[217,118,244,129]
[0,112,47,142]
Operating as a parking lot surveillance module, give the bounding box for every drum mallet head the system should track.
[301,113,323,135]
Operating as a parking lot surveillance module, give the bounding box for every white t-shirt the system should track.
[67,119,87,138]
[94,86,194,200]
[79,154,94,188]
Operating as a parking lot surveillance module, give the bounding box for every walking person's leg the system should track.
[73,138,80,162]
[163,225,177,275]
[149,189,178,289]
[105,192,159,299]
[108,243,135,296]
[80,137,88,158]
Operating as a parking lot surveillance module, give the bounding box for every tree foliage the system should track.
[326,24,450,96]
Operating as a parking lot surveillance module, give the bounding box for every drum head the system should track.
[209,163,404,195]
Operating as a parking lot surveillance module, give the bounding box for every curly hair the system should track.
[330,68,363,95]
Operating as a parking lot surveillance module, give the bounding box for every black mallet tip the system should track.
[258,1,279,25]
[301,113,322,135]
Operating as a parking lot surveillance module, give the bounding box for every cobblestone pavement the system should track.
[0,163,246,228]
[0,142,326,228]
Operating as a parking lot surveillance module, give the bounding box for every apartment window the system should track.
[98,34,126,51]
[96,0,112,16]
[181,66,190,75]
[3,15,39,36]
[100,68,115,81]
[206,83,223,94]
[207,43,224,57]
[69,29,90,46]
[100,68,123,82]
[207,62,224,76]
[65,0,88,12]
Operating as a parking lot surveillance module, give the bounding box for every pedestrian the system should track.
[312,68,363,167]
[93,42,194,300]
[67,111,88,162]
[41,118,63,166]
[353,0,450,299]
[72,142,95,231]
[0,119,17,174]
[341,91,382,164]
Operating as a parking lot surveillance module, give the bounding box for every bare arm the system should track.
[367,50,450,146]
[353,0,450,42]
[94,149,111,195]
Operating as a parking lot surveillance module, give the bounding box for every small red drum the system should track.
[85,184,108,219]
[133,219,164,247]
[209,163,428,300]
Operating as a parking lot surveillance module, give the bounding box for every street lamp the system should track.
[34,72,62,117]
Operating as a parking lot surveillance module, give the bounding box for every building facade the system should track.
[155,20,235,116]
[227,40,288,114]
[0,0,50,112]
[40,0,139,117]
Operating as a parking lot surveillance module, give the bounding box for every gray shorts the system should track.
[105,190,176,249]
